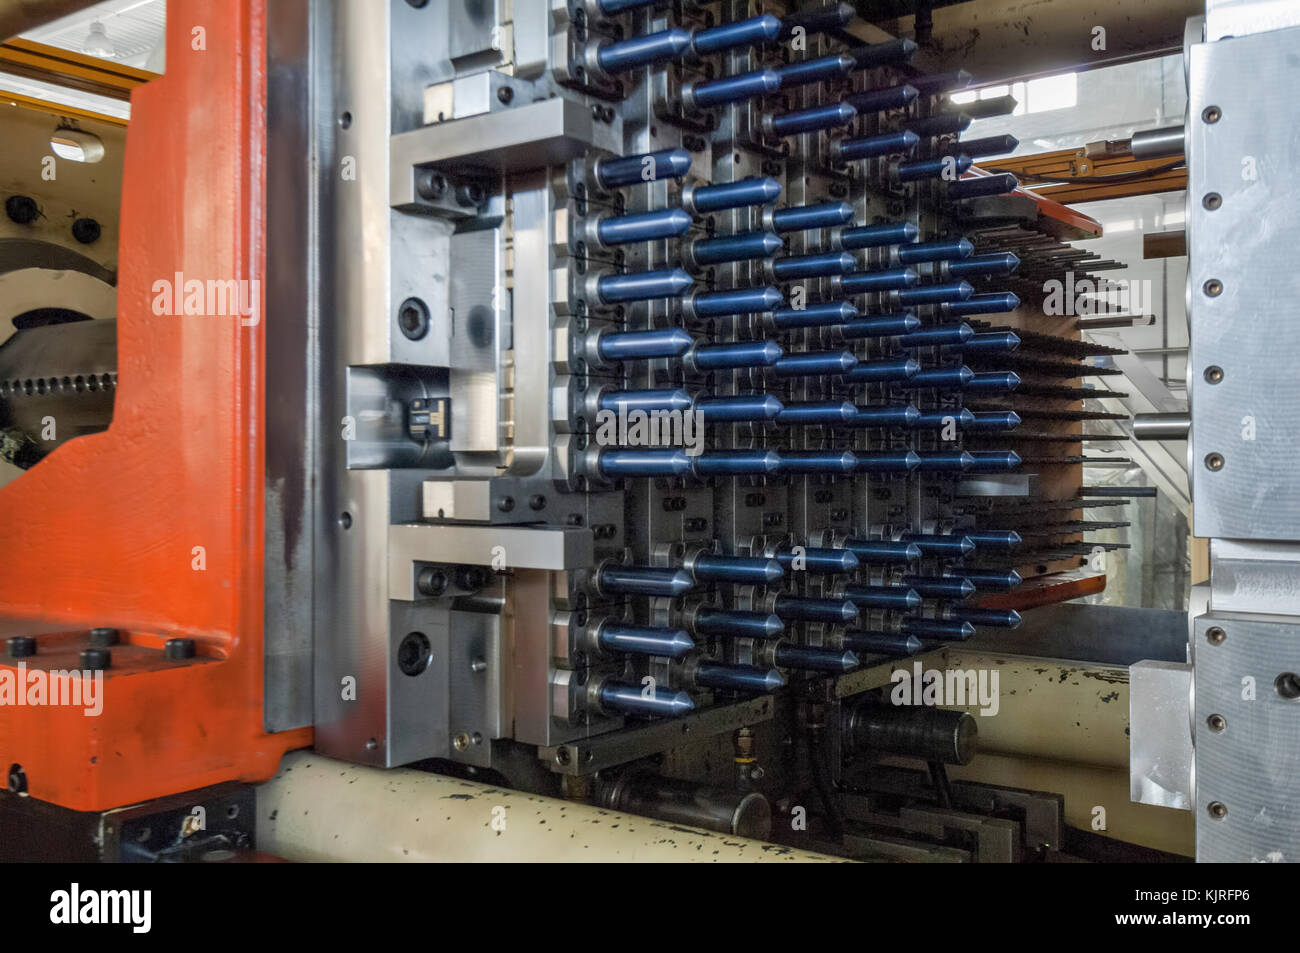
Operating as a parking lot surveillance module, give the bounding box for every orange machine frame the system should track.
[0,0,310,812]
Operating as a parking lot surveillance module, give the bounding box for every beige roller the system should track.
[257,750,843,863]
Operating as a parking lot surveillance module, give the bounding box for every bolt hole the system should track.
[1204,365,1224,384]
[1275,672,1300,700]
[1203,278,1223,297]
[1207,800,1228,819]
[1202,192,1222,210]
[1202,105,1221,123]
[397,631,433,676]
[1205,452,1225,471]
[226,804,240,819]
[1206,626,1226,645]
[338,111,352,129]
[339,512,352,530]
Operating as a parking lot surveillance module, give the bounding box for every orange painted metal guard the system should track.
[0,0,311,811]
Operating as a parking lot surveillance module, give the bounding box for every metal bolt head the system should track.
[1207,713,1226,732]
[452,732,470,752]
[1206,626,1226,645]
[1203,278,1223,297]
[89,627,120,647]
[80,648,111,671]
[1202,105,1221,123]
[163,638,197,660]
[1204,365,1224,384]
[1207,800,1228,819]
[1202,192,1222,210]
[1205,452,1225,471]
[6,636,36,658]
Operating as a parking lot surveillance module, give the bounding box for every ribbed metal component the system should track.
[959,568,1022,591]
[912,408,975,429]
[965,450,1022,471]
[956,330,1021,352]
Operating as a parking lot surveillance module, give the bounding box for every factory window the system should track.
[951,73,1078,116]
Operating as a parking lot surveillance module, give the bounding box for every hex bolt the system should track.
[6,636,36,658]
[80,648,111,670]
[163,638,197,660]
[1207,713,1226,732]
[89,627,121,647]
